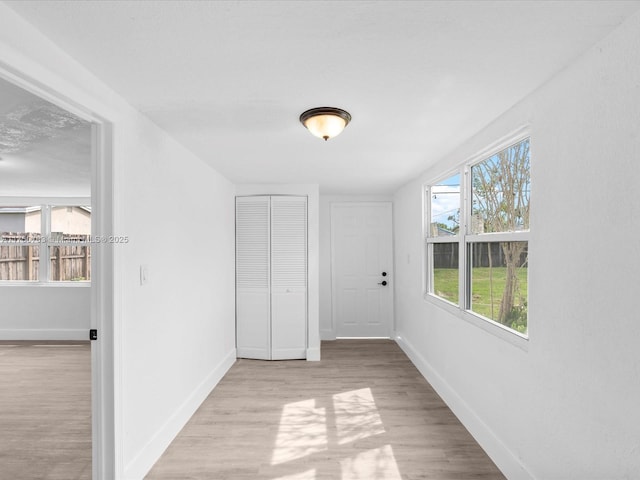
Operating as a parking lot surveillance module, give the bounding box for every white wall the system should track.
[319,194,393,339]
[0,286,90,340]
[236,184,321,360]
[117,117,236,479]
[393,10,640,480]
[0,5,237,479]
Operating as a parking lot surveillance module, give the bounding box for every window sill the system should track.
[0,282,91,288]
[423,293,529,351]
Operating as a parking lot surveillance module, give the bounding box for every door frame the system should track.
[0,63,115,479]
[330,201,394,338]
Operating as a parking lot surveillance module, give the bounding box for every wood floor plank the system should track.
[0,343,91,480]
[147,340,505,480]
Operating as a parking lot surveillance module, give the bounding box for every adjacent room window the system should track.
[425,136,530,336]
[0,205,91,283]
[49,206,92,281]
[0,206,41,281]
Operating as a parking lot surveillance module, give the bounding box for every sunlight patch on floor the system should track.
[333,387,385,445]
[340,444,401,480]
[271,468,317,480]
[271,399,327,465]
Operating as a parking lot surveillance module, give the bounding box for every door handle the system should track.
[378,280,387,286]
[381,271,387,276]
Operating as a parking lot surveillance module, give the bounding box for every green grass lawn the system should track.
[432,268,459,304]
[433,267,528,329]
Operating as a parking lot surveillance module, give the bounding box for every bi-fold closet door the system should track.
[236,195,307,360]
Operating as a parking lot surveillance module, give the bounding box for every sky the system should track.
[430,173,460,230]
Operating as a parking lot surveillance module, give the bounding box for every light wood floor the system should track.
[147,339,505,480]
[0,341,91,480]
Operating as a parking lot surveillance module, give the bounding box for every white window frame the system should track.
[424,170,463,308]
[424,129,530,349]
[0,201,91,286]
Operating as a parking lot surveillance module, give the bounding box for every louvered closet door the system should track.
[236,196,271,360]
[270,196,307,360]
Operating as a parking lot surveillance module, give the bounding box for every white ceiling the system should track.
[4,0,640,195]
[0,76,91,197]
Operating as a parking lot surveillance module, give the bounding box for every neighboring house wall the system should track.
[393,10,640,480]
[24,209,40,233]
[0,212,25,232]
[319,194,394,340]
[50,206,90,234]
[0,5,236,480]
[0,207,90,234]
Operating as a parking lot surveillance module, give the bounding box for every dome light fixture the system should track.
[299,107,351,141]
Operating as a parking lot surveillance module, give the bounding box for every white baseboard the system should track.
[319,329,336,341]
[306,346,321,361]
[395,335,534,480]
[0,329,87,341]
[123,348,237,480]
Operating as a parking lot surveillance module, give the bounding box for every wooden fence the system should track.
[50,244,91,281]
[433,242,528,269]
[0,233,90,281]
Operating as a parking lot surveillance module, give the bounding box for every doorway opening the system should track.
[0,66,114,479]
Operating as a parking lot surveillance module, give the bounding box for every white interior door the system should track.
[236,196,271,360]
[331,202,393,338]
[270,196,307,360]
[236,195,308,360]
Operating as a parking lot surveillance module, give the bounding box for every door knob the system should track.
[381,271,387,276]
[378,280,387,286]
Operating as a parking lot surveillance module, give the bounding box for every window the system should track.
[0,206,41,281]
[426,173,461,306]
[425,136,530,336]
[0,205,91,283]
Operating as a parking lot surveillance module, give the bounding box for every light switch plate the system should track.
[140,264,149,285]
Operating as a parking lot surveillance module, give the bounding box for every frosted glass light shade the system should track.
[300,107,351,141]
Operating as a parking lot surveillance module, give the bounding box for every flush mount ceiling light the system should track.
[299,107,351,141]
